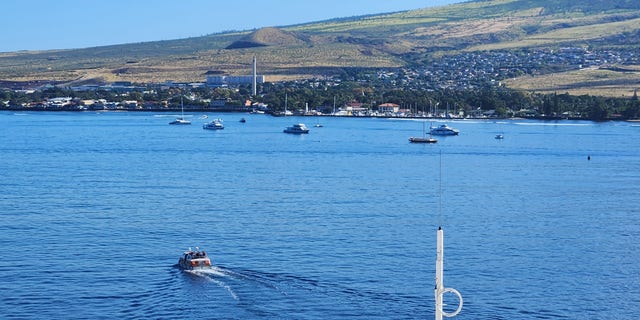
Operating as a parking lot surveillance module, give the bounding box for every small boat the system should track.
[239,118,246,123]
[203,118,224,130]
[169,118,191,125]
[495,134,504,139]
[178,247,212,270]
[283,123,310,134]
[169,97,191,125]
[409,136,438,143]
[410,121,438,143]
[430,124,459,136]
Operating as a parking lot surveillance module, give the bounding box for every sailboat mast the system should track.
[333,96,336,115]
[180,95,185,118]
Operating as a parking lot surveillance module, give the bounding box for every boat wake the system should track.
[153,114,193,118]
[184,266,239,300]
[514,122,592,126]
[185,266,227,277]
[180,264,409,311]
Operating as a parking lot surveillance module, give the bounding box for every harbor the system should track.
[1,111,639,319]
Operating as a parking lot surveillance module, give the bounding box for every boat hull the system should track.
[409,137,438,143]
[169,119,191,125]
[203,125,224,130]
[283,129,309,134]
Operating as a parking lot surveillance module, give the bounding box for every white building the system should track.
[206,75,265,87]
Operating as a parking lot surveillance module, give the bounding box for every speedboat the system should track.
[203,118,224,130]
[178,247,212,270]
[283,123,310,134]
[169,117,191,125]
[430,124,459,136]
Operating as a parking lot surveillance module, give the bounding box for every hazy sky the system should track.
[1,0,463,52]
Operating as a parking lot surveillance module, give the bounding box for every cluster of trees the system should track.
[2,80,639,121]
[258,80,640,120]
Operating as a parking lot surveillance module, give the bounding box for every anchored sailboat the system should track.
[169,96,191,125]
[410,121,437,143]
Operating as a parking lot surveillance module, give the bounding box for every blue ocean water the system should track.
[0,111,638,319]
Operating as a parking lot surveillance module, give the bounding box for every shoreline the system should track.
[2,107,637,122]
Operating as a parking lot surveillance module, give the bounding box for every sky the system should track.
[1,0,463,52]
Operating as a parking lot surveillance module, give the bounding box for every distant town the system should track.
[1,48,639,120]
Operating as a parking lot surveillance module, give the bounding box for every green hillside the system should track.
[1,0,639,95]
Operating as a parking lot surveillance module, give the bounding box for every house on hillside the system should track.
[378,103,400,113]
[345,102,368,116]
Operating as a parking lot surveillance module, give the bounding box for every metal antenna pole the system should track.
[435,151,462,319]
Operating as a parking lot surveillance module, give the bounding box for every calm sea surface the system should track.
[0,111,639,319]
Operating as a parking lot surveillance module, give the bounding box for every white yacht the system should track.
[283,123,310,134]
[203,118,224,130]
[430,124,459,136]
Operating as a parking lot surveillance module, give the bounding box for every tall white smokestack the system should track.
[252,55,257,96]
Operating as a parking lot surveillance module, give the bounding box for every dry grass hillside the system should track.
[0,0,639,95]
[504,65,640,97]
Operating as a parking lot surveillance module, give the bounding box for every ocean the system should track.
[0,111,639,319]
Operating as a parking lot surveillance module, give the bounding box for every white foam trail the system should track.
[209,278,239,300]
[187,266,227,277]
[514,122,592,126]
[154,114,193,118]
[184,267,239,300]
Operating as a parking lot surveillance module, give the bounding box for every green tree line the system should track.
[2,82,639,121]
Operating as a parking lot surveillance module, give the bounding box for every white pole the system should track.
[435,227,444,320]
[434,226,463,319]
[252,55,257,96]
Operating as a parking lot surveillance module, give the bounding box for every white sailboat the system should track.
[169,96,191,125]
[409,121,437,143]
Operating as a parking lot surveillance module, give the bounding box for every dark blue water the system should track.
[1,111,639,319]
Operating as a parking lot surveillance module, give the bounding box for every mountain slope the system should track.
[0,0,639,94]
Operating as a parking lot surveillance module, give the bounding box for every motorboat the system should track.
[239,118,246,123]
[283,123,310,134]
[203,118,224,130]
[495,134,504,139]
[178,247,212,270]
[430,124,459,136]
